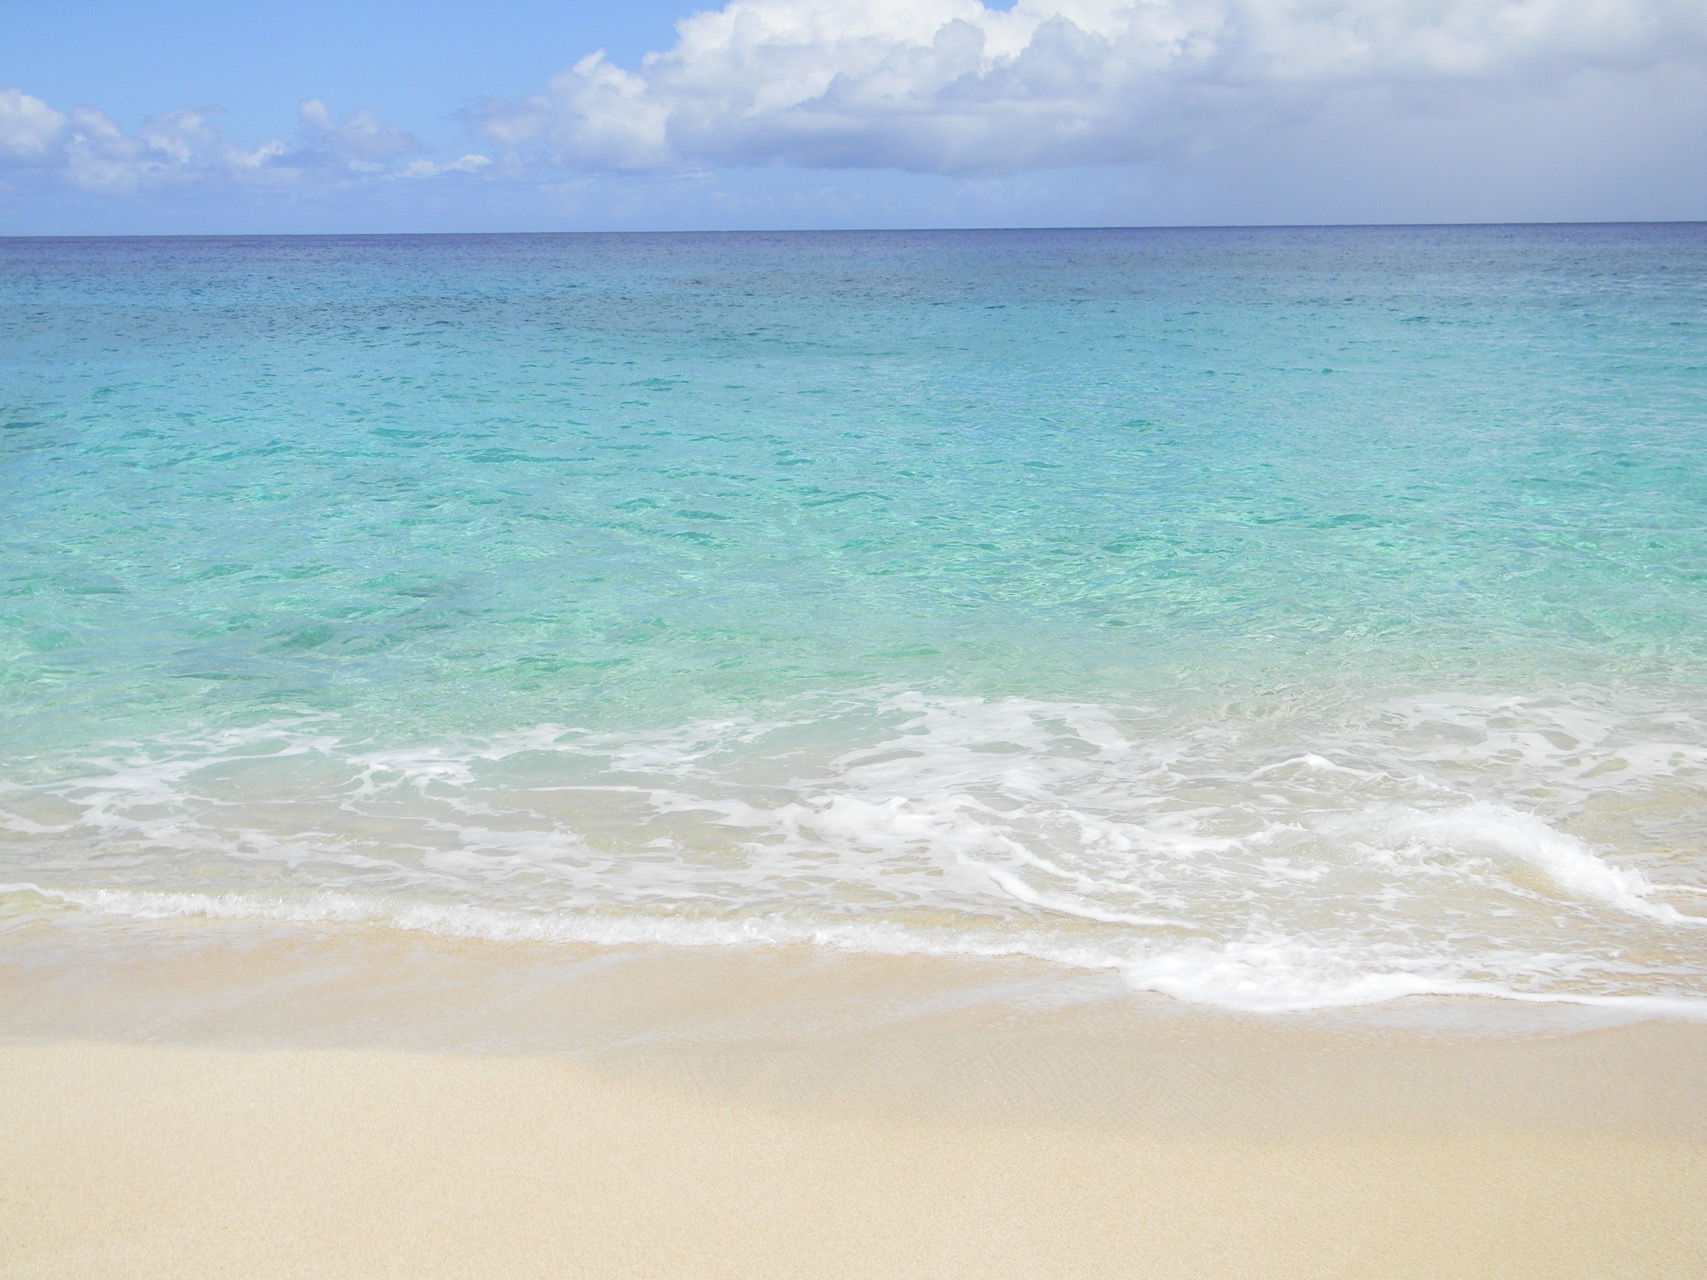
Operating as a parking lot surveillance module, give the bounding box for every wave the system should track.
[3,688,1705,1014]
[6,878,1705,1018]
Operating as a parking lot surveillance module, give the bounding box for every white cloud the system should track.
[0,88,68,162]
[298,99,420,169]
[54,106,293,193]
[469,0,1707,173]
[0,90,305,192]
[0,89,486,196]
[398,153,492,179]
[6,1,1702,226]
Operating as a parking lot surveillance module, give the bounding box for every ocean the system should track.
[3,225,1705,1015]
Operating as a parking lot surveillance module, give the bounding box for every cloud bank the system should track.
[0,88,485,192]
[3,0,1703,230]
[1,89,285,191]
[470,0,1707,173]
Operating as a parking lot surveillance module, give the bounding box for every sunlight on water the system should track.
[3,226,1705,1011]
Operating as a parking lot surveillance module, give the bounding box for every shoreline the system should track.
[4,923,1706,1276]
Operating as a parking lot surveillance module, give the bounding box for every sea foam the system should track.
[3,688,1704,1013]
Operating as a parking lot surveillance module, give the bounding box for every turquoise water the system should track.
[3,226,1706,1010]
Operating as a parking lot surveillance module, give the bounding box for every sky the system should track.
[2,0,1705,233]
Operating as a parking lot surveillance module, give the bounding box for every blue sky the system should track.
[3,0,1705,233]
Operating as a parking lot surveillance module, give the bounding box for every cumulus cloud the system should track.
[0,88,68,163]
[0,87,484,194]
[469,0,1707,173]
[60,107,292,193]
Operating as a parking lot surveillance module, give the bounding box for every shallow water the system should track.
[3,226,1705,1013]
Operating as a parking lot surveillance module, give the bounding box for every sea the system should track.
[3,225,1705,1017]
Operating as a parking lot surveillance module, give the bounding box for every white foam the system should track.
[962,858,1190,929]
[1120,939,1484,1012]
[5,878,1707,1019]
[1370,802,1692,923]
[5,687,1707,1014]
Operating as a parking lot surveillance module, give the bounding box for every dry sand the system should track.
[2,926,1705,1278]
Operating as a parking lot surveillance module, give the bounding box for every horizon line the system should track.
[3,218,1705,242]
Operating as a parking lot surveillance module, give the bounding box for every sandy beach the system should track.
[8,219,1707,1279]
[3,927,1705,1278]
[4,1036,1704,1280]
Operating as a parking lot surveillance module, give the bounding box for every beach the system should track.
[4,227,1706,1275]
[5,928,1707,1277]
